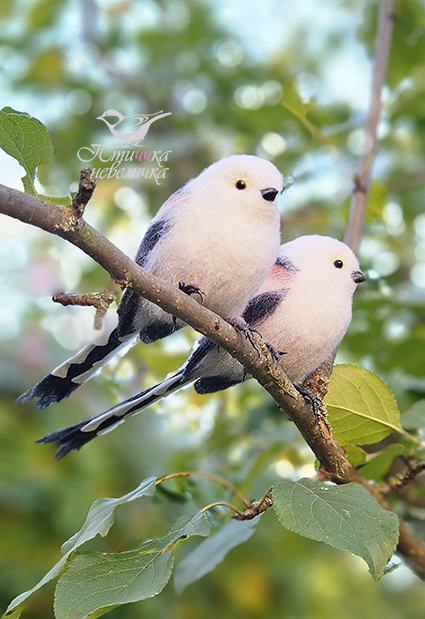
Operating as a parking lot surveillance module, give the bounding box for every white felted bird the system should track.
[19,155,282,410]
[37,235,366,458]
[96,109,172,145]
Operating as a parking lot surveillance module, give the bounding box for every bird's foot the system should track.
[264,342,286,367]
[178,281,206,301]
[296,386,331,430]
[229,317,261,355]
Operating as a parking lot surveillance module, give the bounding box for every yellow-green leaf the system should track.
[324,365,403,445]
[37,194,71,206]
[359,444,405,483]
[342,444,368,467]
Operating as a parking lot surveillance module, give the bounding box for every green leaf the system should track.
[37,193,72,206]
[359,444,405,483]
[401,400,425,430]
[342,444,368,467]
[55,511,210,619]
[61,476,157,554]
[6,477,157,612]
[0,108,54,194]
[344,443,406,483]
[166,511,211,541]
[54,548,174,619]
[273,479,399,580]
[174,516,260,593]
[324,365,404,445]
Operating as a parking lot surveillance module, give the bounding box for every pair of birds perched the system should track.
[19,155,366,459]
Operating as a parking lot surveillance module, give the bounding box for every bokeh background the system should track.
[1,0,425,617]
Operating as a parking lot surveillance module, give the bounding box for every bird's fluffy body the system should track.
[37,235,365,458]
[18,155,282,408]
[136,155,283,320]
[256,235,361,382]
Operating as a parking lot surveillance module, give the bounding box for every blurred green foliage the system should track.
[1,0,425,617]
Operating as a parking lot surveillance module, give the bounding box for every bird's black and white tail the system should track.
[37,337,245,458]
[18,328,136,409]
[37,370,189,459]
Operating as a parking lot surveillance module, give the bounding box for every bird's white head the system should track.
[191,154,284,217]
[278,235,366,296]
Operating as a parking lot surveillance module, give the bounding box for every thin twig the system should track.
[71,168,97,217]
[344,0,395,255]
[156,471,253,509]
[201,502,246,518]
[52,289,117,330]
[234,490,274,521]
[388,461,425,492]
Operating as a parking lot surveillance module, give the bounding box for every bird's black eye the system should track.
[334,259,344,269]
[236,179,247,190]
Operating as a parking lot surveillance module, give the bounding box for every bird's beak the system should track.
[96,115,104,120]
[352,270,366,284]
[261,187,279,202]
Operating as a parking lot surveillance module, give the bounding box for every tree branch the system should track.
[52,289,117,330]
[1,181,425,578]
[344,0,395,254]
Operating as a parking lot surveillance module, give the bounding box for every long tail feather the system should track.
[18,328,136,409]
[37,371,188,458]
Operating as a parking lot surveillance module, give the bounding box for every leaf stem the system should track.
[201,502,245,518]
[156,471,253,509]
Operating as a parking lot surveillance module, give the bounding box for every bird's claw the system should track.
[265,342,286,366]
[296,386,331,430]
[230,318,261,355]
[178,281,206,301]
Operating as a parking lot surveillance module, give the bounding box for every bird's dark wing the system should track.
[242,290,287,325]
[135,218,171,268]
